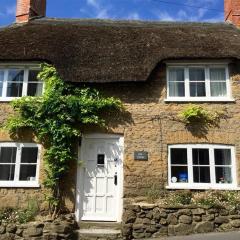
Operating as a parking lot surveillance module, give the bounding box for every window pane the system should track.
[210,82,227,97]
[97,154,105,165]
[0,147,17,164]
[0,165,15,181]
[210,68,226,81]
[7,82,23,97]
[215,167,232,184]
[0,71,4,97]
[19,165,37,181]
[27,83,43,96]
[8,69,24,82]
[169,68,184,82]
[28,70,40,82]
[192,149,209,165]
[193,166,210,183]
[189,68,205,81]
[171,166,188,183]
[21,147,38,163]
[169,82,185,97]
[214,149,231,165]
[190,82,206,97]
[171,148,187,164]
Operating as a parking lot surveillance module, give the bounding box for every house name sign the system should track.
[134,151,148,161]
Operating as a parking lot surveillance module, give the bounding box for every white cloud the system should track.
[153,0,223,22]
[87,0,99,9]
[127,12,140,20]
[85,0,112,19]
[177,10,187,19]
[96,9,109,19]
[157,11,175,21]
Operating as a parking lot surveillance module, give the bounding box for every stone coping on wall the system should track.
[122,204,240,240]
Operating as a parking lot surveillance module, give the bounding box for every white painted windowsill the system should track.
[0,182,40,188]
[166,185,240,190]
[164,98,236,103]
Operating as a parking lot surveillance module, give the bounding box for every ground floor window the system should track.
[168,144,237,189]
[0,143,40,187]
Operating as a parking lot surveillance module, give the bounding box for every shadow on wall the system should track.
[73,63,166,105]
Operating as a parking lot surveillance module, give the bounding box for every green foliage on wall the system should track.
[4,64,123,217]
[179,104,225,127]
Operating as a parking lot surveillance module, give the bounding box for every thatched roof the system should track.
[0,18,240,82]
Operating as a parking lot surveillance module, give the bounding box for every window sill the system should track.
[166,184,240,190]
[0,97,21,102]
[0,182,40,188]
[164,98,235,103]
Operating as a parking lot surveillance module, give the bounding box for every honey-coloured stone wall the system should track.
[0,61,240,212]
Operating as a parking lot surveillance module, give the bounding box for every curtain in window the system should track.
[189,68,206,97]
[27,70,43,97]
[7,70,24,97]
[215,149,232,184]
[210,68,227,97]
[169,69,185,97]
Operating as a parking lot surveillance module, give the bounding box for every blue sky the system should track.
[0,0,224,26]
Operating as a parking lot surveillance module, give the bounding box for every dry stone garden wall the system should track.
[122,204,240,239]
[0,214,78,240]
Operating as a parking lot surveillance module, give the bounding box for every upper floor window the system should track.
[0,65,43,101]
[166,64,233,101]
[167,144,237,190]
[0,143,41,187]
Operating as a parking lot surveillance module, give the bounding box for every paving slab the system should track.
[145,231,240,240]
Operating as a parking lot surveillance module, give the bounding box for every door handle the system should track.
[114,173,117,185]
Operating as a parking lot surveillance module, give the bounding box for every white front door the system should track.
[75,134,123,222]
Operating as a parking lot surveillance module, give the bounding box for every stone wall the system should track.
[0,61,240,212]
[0,214,78,240]
[122,204,240,239]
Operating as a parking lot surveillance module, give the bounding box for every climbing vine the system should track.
[4,64,123,217]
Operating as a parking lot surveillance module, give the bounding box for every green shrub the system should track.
[144,190,240,210]
[17,199,39,224]
[145,184,166,203]
[172,191,192,205]
[0,199,39,224]
[192,191,240,209]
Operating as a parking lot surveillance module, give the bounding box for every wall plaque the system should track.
[134,151,148,161]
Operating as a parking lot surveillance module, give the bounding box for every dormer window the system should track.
[0,65,43,101]
[166,63,233,102]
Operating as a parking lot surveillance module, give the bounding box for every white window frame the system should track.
[167,144,238,190]
[0,142,41,188]
[165,63,234,102]
[0,64,43,102]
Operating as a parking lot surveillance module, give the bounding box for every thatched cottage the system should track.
[0,0,240,225]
